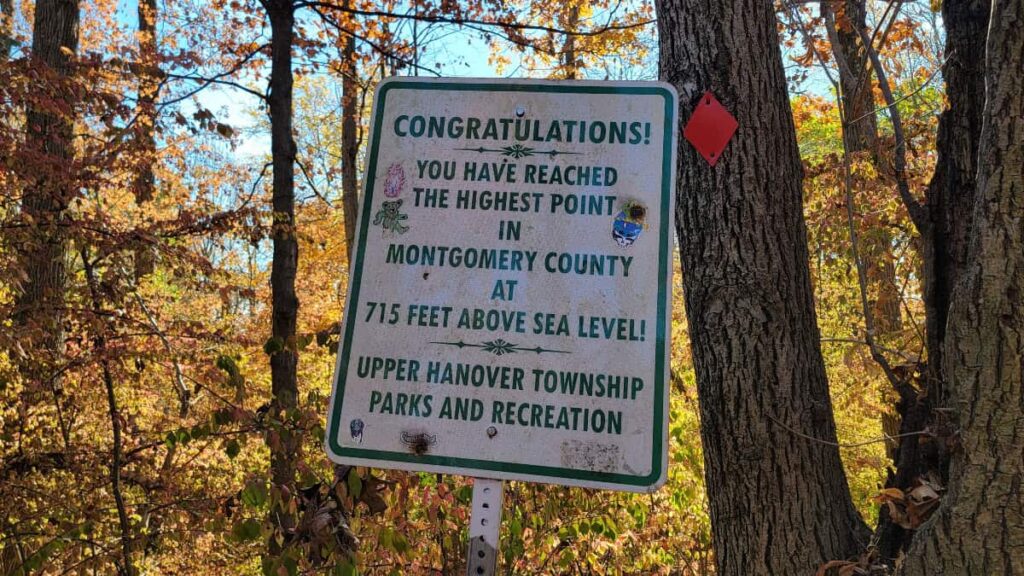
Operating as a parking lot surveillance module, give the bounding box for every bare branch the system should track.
[158,43,270,108]
[296,157,333,207]
[299,1,654,38]
[133,292,190,418]
[768,413,932,449]
[835,80,916,400]
[856,20,928,231]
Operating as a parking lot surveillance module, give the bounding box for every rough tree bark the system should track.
[921,0,989,405]
[266,0,300,562]
[15,0,80,386]
[340,1,359,261]
[656,1,870,573]
[134,0,159,279]
[878,0,990,562]
[901,1,1024,572]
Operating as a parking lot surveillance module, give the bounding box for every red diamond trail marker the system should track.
[683,91,737,166]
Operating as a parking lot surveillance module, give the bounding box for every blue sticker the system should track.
[612,202,646,247]
[350,419,364,443]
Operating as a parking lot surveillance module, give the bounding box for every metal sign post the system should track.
[466,478,504,575]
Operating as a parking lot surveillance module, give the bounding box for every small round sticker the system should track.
[612,202,646,247]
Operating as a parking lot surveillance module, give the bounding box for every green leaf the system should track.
[232,518,261,542]
[347,471,362,499]
[216,354,239,376]
[283,556,298,576]
[225,439,241,460]
[392,532,409,555]
[212,408,235,427]
[263,336,285,356]
[190,423,210,440]
[241,480,269,508]
[332,559,356,576]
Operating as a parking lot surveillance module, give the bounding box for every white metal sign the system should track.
[325,77,677,492]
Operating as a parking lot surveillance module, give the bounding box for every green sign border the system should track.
[326,79,675,488]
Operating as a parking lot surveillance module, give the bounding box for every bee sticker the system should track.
[612,201,646,248]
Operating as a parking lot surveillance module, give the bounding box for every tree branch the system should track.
[133,292,190,418]
[768,413,932,449]
[856,23,927,231]
[80,247,136,576]
[299,1,654,38]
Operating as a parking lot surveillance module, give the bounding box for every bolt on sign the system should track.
[325,77,678,492]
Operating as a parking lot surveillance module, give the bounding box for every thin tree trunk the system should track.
[134,0,159,279]
[561,4,580,79]
[821,0,878,155]
[877,0,990,561]
[266,0,300,562]
[901,2,1024,571]
[340,1,358,261]
[0,0,13,61]
[657,1,870,573]
[15,0,79,389]
[821,0,901,334]
[82,249,136,576]
[332,8,360,550]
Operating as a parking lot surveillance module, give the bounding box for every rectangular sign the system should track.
[325,77,677,492]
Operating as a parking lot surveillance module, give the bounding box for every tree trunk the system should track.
[877,0,990,561]
[266,0,300,562]
[0,0,13,61]
[657,1,870,573]
[340,2,358,261]
[821,0,878,155]
[821,0,902,334]
[901,2,1024,572]
[921,0,989,406]
[15,0,80,385]
[560,4,580,79]
[134,0,159,279]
